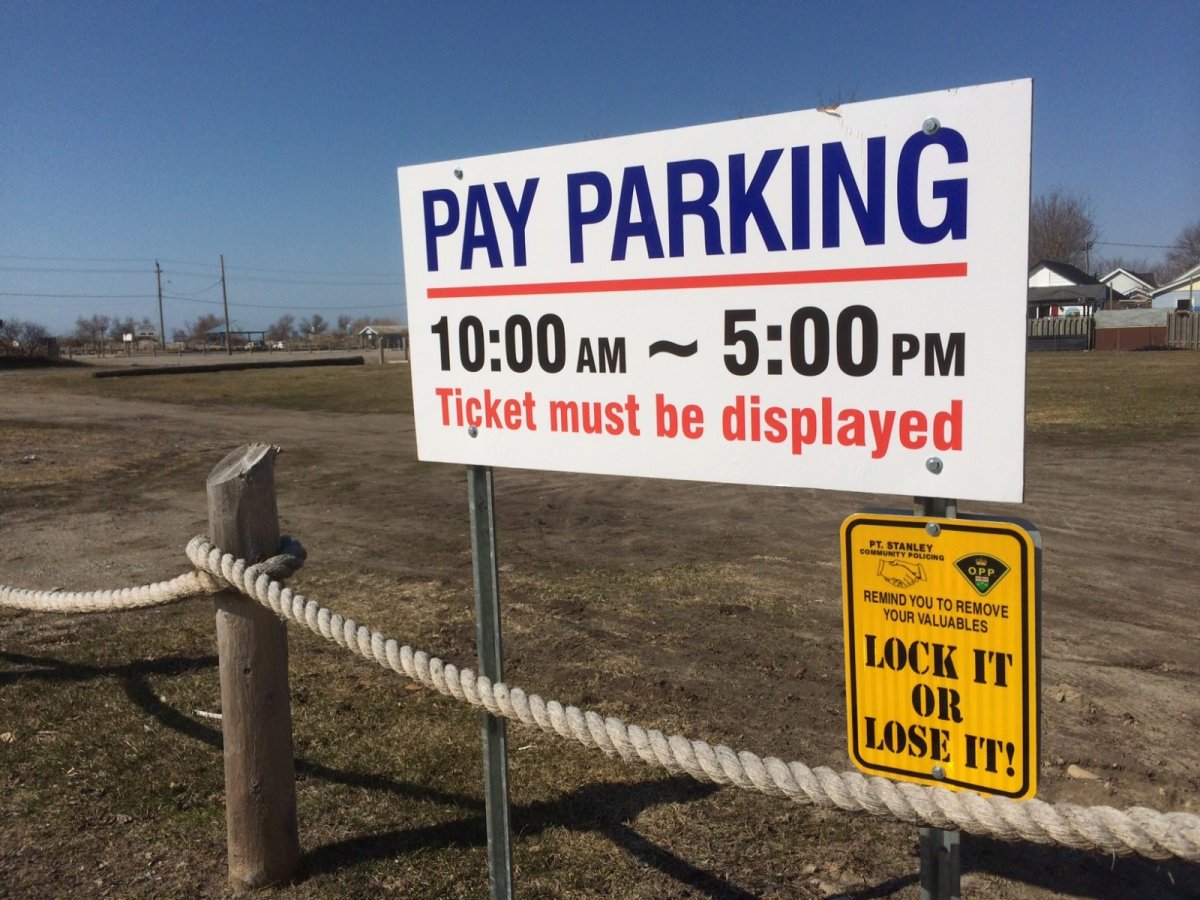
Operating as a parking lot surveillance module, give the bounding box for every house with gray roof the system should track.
[1027,260,1109,318]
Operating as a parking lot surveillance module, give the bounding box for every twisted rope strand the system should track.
[4,537,1198,861]
[177,535,1200,863]
[0,539,304,614]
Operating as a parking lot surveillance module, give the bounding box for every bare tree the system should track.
[1029,188,1098,271]
[74,314,111,352]
[1164,220,1200,281]
[1,319,51,358]
[0,317,19,349]
[22,321,49,345]
[336,314,351,334]
[267,314,295,342]
[185,313,222,343]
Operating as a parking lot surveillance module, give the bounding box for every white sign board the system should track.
[398,80,1031,502]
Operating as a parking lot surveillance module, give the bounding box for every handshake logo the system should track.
[877,560,926,589]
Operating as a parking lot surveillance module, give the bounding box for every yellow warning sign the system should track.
[841,513,1040,799]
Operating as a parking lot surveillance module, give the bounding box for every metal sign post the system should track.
[916,495,960,900]
[468,465,515,900]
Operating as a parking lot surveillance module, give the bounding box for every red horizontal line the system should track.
[428,262,968,299]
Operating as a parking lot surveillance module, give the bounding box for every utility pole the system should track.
[220,254,233,356]
[155,261,166,351]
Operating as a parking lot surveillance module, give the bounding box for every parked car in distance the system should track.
[244,340,267,351]
[271,341,286,350]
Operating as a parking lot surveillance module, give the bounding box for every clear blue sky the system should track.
[3,0,1197,336]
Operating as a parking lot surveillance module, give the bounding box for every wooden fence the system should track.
[1026,316,1093,351]
[1166,312,1200,349]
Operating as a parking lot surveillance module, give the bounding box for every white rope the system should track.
[5,537,1198,860]
[0,540,304,614]
[181,536,1200,863]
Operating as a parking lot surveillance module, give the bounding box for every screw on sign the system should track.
[840,513,1040,798]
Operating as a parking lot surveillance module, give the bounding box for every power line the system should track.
[2,291,401,312]
[2,253,402,279]
[223,262,403,279]
[0,291,156,299]
[0,253,158,263]
[2,263,402,287]
[165,277,224,296]
[1095,241,1186,250]
[161,294,223,306]
[161,293,401,311]
[0,265,150,275]
[149,257,222,269]
[232,275,402,286]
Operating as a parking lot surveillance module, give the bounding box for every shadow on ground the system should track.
[5,649,1198,899]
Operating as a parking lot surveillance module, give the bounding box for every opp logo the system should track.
[954,554,1010,596]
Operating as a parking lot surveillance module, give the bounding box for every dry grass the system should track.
[0,420,210,512]
[1,561,905,899]
[5,363,414,415]
[1024,351,1200,440]
[3,351,1199,897]
[6,350,1197,438]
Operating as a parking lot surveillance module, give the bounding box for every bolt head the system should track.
[468,425,478,438]
[922,117,941,136]
[925,457,944,475]
[453,167,464,180]
[932,765,947,780]
[925,522,941,537]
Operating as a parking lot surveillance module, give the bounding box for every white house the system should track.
[1027,260,1107,318]
[1151,263,1200,311]
[1028,260,1096,288]
[1099,268,1156,307]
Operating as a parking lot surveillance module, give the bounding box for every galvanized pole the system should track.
[468,465,515,900]
[916,494,961,900]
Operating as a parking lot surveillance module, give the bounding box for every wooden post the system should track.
[207,444,300,890]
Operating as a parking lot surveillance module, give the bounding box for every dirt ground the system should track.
[2,360,1198,898]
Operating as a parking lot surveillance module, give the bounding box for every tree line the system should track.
[7,199,1200,351]
[1029,190,1199,285]
[59,312,400,350]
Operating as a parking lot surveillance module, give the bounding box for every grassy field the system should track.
[7,351,1198,439]
[7,361,416,415]
[1023,351,1200,441]
[2,351,1199,898]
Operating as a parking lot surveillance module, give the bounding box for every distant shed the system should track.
[358,325,408,349]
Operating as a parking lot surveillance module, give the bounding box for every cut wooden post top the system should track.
[207,443,282,565]
[207,443,280,487]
